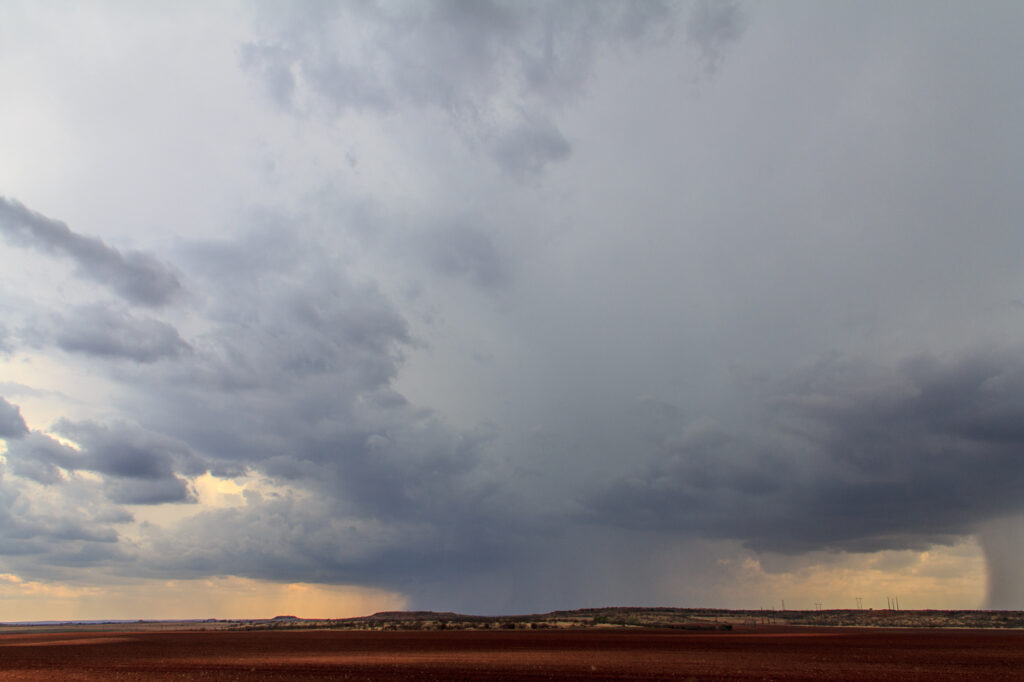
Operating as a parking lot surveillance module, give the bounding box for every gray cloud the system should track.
[238,43,297,110]
[154,229,414,442]
[687,0,745,73]
[14,224,484,579]
[488,115,572,178]
[0,397,28,439]
[585,349,1024,554]
[52,419,205,483]
[64,224,519,587]
[243,0,681,175]
[4,0,1024,614]
[0,458,130,575]
[48,304,192,363]
[39,200,1021,604]
[423,223,509,290]
[139,489,510,588]
[0,197,182,307]
[104,477,193,505]
[3,431,82,484]
[2,415,200,504]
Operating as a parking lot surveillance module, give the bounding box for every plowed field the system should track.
[1,627,1022,680]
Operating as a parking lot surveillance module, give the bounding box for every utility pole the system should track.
[855,597,863,610]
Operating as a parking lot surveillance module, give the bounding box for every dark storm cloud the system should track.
[153,228,414,445]
[0,220,495,573]
[0,462,129,573]
[0,197,182,307]
[2,414,200,504]
[0,516,119,555]
[139,489,511,586]
[687,0,745,73]
[52,419,206,483]
[424,223,508,290]
[42,304,192,363]
[203,275,407,392]
[9,0,1024,615]
[3,431,82,484]
[242,0,693,175]
[104,477,193,505]
[0,397,28,438]
[585,349,1024,553]
[67,224,522,585]
[488,115,572,178]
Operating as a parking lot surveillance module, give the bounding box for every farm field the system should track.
[2,626,1023,681]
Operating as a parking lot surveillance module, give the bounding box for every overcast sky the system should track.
[2,0,1024,619]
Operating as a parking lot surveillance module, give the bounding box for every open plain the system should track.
[2,626,1024,681]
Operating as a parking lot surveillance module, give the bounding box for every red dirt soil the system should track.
[1,626,1022,681]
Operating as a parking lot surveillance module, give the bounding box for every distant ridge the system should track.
[366,611,461,621]
[7,608,1024,633]
[238,607,1024,632]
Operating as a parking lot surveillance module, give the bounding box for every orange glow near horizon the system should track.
[0,575,408,622]
[702,540,987,611]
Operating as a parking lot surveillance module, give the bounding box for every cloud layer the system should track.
[3,1,1024,613]
[586,351,1024,553]
[242,0,691,176]
[0,198,182,307]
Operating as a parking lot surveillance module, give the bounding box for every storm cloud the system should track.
[0,197,182,307]
[423,223,509,290]
[241,0,708,176]
[2,1,1024,615]
[2,418,198,504]
[47,304,191,363]
[0,397,28,439]
[687,0,745,73]
[0,447,129,576]
[585,350,1024,554]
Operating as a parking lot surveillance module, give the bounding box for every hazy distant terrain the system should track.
[8,607,1022,635]
[246,607,1024,631]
